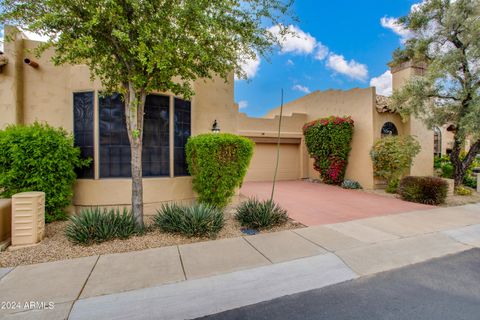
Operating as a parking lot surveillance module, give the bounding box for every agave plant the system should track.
[235,198,288,230]
[154,203,224,238]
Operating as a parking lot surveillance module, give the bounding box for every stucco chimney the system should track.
[389,60,427,92]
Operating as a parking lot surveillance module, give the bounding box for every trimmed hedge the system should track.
[186,133,254,207]
[65,207,139,244]
[0,122,89,222]
[303,116,354,185]
[398,176,448,205]
[370,135,421,190]
[154,203,224,238]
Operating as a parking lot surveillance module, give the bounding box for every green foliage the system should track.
[0,123,89,222]
[434,155,479,188]
[341,179,363,190]
[235,198,288,230]
[0,0,293,95]
[186,133,254,208]
[154,203,224,238]
[65,207,139,245]
[389,0,480,186]
[303,116,355,185]
[370,136,421,187]
[455,186,473,196]
[0,0,294,225]
[398,176,448,205]
[386,179,400,194]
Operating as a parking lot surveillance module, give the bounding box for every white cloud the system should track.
[370,70,392,96]
[314,43,329,60]
[380,16,413,43]
[326,54,368,81]
[268,24,317,55]
[238,100,248,109]
[292,84,311,94]
[236,52,261,80]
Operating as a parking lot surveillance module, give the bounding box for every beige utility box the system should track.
[11,192,45,248]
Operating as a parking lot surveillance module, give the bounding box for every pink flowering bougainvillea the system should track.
[303,116,354,185]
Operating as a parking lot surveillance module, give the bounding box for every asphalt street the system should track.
[197,248,480,320]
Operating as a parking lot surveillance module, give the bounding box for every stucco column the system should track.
[390,61,433,176]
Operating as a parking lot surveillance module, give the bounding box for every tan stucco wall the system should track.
[0,28,237,213]
[391,62,433,177]
[264,88,377,189]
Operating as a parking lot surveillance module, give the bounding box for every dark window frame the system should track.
[381,122,399,137]
[174,98,191,176]
[73,91,95,179]
[98,93,171,178]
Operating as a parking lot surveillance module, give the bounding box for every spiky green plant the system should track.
[154,203,224,238]
[65,207,139,245]
[235,198,288,230]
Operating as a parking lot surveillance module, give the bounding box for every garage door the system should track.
[245,143,300,182]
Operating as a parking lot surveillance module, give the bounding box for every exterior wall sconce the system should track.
[211,119,220,133]
[24,58,39,68]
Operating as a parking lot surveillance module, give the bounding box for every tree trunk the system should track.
[124,82,146,228]
[450,135,480,189]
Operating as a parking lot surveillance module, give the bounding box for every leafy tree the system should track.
[389,0,480,188]
[0,0,293,227]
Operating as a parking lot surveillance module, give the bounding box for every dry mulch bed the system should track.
[0,208,303,267]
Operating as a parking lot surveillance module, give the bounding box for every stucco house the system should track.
[0,26,440,213]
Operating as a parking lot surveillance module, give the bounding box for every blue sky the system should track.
[236,0,419,117]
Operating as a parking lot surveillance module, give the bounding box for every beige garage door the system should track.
[245,143,300,182]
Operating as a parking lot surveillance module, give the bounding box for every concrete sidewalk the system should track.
[0,203,479,319]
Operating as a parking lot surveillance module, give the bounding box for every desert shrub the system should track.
[455,186,473,196]
[154,203,224,238]
[434,154,479,189]
[303,116,354,185]
[386,178,400,194]
[398,176,448,205]
[186,133,254,207]
[370,136,421,189]
[65,207,139,244]
[0,122,90,222]
[235,198,288,230]
[341,179,363,189]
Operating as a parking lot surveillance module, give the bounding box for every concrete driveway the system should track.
[240,180,433,226]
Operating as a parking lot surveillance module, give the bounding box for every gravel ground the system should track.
[0,208,303,267]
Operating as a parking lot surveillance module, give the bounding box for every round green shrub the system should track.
[235,198,288,230]
[186,133,254,207]
[154,203,224,238]
[303,116,354,185]
[370,136,421,188]
[65,207,139,245]
[0,122,90,222]
[398,176,448,205]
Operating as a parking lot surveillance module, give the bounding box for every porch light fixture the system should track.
[211,119,220,133]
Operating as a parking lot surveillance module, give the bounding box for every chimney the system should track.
[389,60,427,92]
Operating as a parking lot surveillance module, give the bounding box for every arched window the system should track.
[381,122,398,137]
[434,126,442,157]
